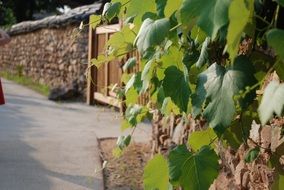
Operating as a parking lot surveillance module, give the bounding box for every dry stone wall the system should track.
[0,25,88,95]
[0,3,103,98]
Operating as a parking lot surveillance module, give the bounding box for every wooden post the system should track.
[86,24,97,105]
[104,33,109,97]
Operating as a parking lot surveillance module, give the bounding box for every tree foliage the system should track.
[90,0,284,189]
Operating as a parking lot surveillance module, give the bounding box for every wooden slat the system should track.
[86,25,96,105]
[96,33,107,94]
[96,24,120,34]
[87,22,149,111]
[94,92,121,108]
[104,33,110,96]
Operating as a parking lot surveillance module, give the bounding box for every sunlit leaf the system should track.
[226,0,253,61]
[258,80,284,125]
[89,14,101,29]
[188,128,217,152]
[144,154,169,190]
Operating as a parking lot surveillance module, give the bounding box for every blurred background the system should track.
[0,0,103,26]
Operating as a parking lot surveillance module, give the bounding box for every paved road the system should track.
[0,79,151,190]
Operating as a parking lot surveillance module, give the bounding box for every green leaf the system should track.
[155,0,167,18]
[245,147,260,163]
[91,55,115,68]
[196,37,210,68]
[144,154,169,190]
[134,18,170,54]
[274,0,284,6]
[168,145,219,190]
[141,59,155,93]
[157,46,184,80]
[163,66,191,112]
[107,26,136,56]
[125,104,148,126]
[123,57,137,72]
[89,14,101,29]
[102,2,121,22]
[193,56,256,129]
[275,61,284,80]
[258,80,284,125]
[180,0,231,38]
[121,119,132,131]
[117,135,131,150]
[156,0,182,18]
[188,128,217,152]
[272,174,284,190]
[161,97,180,115]
[226,0,253,61]
[164,0,182,17]
[266,29,284,61]
[125,72,142,93]
[126,0,156,27]
[125,87,138,106]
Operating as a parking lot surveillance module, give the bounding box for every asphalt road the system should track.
[0,79,151,190]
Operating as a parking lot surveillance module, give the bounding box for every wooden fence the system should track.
[86,23,148,111]
[86,23,150,111]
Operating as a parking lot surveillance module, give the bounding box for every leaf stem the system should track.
[274,5,280,27]
[254,14,271,26]
[169,23,182,32]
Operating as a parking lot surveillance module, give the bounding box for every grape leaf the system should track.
[126,0,156,27]
[275,61,284,80]
[125,87,138,106]
[274,0,284,6]
[266,29,284,61]
[180,0,231,38]
[226,0,253,61]
[168,145,219,190]
[102,2,121,22]
[123,57,137,72]
[245,147,260,163]
[155,0,167,18]
[144,154,169,190]
[196,37,210,68]
[193,56,256,129]
[163,66,191,112]
[89,14,101,29]
[141,59,155,93]
[188,127,217,152]
[125,72,142,93]
[134,18,170,54]
[161,97,180,115]
[91,55,115,68]
[125,104,148,126]
[258,80,284,125]
[164,0,182,17]
[156,0,182,17]
[157,46,184,80]
[107,26,136,56]
[116,135,131,150]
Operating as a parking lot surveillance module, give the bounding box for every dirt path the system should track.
[0,79,151,190]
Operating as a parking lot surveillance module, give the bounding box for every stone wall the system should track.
[0,25,88,96]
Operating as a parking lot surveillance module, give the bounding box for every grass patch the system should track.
[1,71,50,96]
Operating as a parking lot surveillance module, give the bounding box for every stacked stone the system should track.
[0,2,103,99]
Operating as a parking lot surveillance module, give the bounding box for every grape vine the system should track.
[88,0,284,189]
